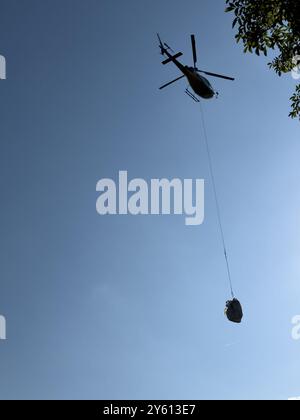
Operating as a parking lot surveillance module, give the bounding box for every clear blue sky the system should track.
[0,0,299,400]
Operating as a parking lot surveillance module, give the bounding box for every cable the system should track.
[199,101,235,299]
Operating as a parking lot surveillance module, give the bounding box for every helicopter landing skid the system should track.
[185,89,200,103]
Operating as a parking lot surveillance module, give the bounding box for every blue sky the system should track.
[0,0,300,400]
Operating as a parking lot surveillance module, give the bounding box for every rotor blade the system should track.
[198,69,235,81]
[159,75,185,90]
[191,35,197,68]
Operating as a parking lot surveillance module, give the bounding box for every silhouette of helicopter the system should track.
[158,34,235,102]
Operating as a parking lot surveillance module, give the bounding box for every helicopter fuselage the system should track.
[185,67,215,99]
[165,54,215,99]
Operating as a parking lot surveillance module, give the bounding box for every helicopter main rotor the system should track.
[190,34,235,81]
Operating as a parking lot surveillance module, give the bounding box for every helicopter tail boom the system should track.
[162,52,183,65]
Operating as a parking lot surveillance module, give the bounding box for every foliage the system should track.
[225,0,300,120]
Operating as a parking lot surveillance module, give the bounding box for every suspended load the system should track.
[225,299,243,324]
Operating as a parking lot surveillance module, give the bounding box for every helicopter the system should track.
[157,34,235,102]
